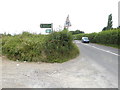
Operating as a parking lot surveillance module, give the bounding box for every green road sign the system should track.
[40,24,52,28]
[46,29,52,33]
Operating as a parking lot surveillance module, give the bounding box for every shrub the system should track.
[2,32,47,62]
[73,33,84,40]
[44,30,79,63]
[94,29,119,45]
[2,31,79,63]
[85,33,97,43]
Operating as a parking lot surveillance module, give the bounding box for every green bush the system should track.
[2,32,46,62]
[2,31,79,63]
[94,29,119,45]
[44,30,79,63]
[85,33,97,43]
[73,33,84,40]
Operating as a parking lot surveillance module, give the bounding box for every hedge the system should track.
[74,29,120,46]
[2,31,79,63]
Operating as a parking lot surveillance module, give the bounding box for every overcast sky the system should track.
[0,0,119,34]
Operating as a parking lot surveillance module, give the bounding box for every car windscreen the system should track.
[83,37,88,40]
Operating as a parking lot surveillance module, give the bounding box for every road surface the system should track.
[74,40,118,77]
[1,40,119,88]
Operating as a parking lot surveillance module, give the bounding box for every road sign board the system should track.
[46,29,52,33]
[40,24,52,28]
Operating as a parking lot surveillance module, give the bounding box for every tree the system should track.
[102,14,113,31]
[69,31,74,34]
[102,27,107,31]
[69,30,84,35]
[107,14,113,30]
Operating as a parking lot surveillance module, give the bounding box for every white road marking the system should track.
[91,46,119,56]
[75,41,120,56]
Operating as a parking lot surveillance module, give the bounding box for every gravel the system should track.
[1,55,118,88]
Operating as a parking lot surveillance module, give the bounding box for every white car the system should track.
[81,37,89,43]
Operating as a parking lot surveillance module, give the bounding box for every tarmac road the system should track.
[1,40,119,88]
[74,40,119,77]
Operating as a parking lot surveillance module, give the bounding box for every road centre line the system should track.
[77,41,120,56]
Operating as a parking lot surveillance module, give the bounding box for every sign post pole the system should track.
[51,23,53,33]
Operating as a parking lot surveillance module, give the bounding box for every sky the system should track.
[0,0,119,35]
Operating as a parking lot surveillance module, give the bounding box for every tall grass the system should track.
[2,31,79,63]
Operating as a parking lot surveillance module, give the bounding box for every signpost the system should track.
[40,23,53,33]
[40,24,52,28]
[45,29,52,33]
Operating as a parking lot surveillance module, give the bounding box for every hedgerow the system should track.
[74,29,119,48]
[2,31,79,63]
[44,30,79,62]
[2,32,46,62]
